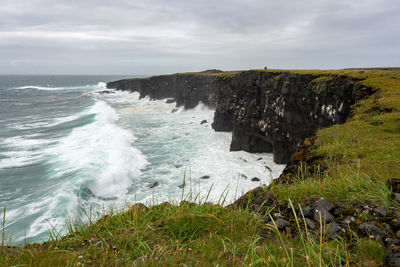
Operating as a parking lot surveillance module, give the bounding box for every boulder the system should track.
[148,182,159,189]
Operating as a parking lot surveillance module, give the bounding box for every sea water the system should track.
[0,75,285,244]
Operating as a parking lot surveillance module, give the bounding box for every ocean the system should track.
[0,75,285,244]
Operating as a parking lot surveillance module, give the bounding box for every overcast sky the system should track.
[0,0,399,75]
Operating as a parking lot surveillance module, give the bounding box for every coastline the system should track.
[1,68,400,266]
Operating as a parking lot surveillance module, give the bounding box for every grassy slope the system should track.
[1,69,399,266]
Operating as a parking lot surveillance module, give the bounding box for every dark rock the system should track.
[392,193,400,203]
[200,120,207,125]
[359,222,389,240]
[251,177,260,182]
[315,197,335,212]
[326,222,340,239]
[96,90,115,94]
[300,207,313,218]
[148,182,159,189]
[385,249,400,267]
[273,218,291,230]
[165,98,175,103]
[305,218,316,229]
[131,203,148,211]
[257,157,263,161]
[332,202,347,217]
[200,175,210,179]
[178,184,185,189]
[171,108,178,113]
[388,179,400,193]
[238,157,247,163]
[239,173,248,179]
[314,208,335,223]
[374,206,388,217]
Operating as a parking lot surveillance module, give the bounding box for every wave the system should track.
[22,100,148,239]
[13,84,96,91]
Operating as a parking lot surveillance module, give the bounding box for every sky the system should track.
[0,0,399,75]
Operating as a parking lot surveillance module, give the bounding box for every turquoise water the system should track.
[0,75,285,244]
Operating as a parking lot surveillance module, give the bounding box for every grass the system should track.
[1,68,399,266]
[0,199,387,266]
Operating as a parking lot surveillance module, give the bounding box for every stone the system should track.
[392,193,400,203]
[148,182,159,189]
[251,177,260,182]
[171,108,178,113]
[315,197,335,212]
[359,222,389,240]
[326,222,340,238]
[178,184,185,189]
[387,179,400,193]
[314,208,335,223]
[200,120,207,125]
[374,206,388,217]
[165,98,175,104]
[239,173,248,179]
[273,218,290,230]
[200,175,210,179]
[133,257,146,267]
[305,218,316,229]
[299,206,313,218]
[131,203,148,211]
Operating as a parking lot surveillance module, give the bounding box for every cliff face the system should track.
[211,71,375,164]
[107,70,376,165]
[107,74,217,109]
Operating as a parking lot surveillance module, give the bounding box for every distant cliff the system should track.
[107,70,375,164]
[212,71,375,163]
[107,71,220,109]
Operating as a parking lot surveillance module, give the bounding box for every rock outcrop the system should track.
[211,71,376,163]
[107,73,218,109]
[108,70,376,164]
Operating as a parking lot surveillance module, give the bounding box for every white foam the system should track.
[14,84,95,91]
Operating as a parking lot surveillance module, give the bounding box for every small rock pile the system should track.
[232,179,400,266]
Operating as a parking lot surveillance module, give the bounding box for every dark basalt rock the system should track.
[251,177,260,182]
[314,207,335,223]
[107,72,218,109]
[148,182,159,189]
[200,120,207,125]
[200,175,210,179]
[315,197,335,212]
[165,98,175,104]
[211,71,376,164]
[359,222,389,240]
[374,206,388,217]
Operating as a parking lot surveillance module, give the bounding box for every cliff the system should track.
[107,72,219,109]
[107,70,377,164]
[211,71,376,163]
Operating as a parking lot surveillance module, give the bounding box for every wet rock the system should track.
[238,157,247,163]
[165,98,175,104]
[148,182,159,189]
[251,177,260,182]
[314,208,335,223]
[171,108,178,113]
[374,206,388,217]
[239,173,248,179]
[200,175,210,179]
[257,157,263,161]
[96,90,115,94]
[359,222,389,240]
[200,120,207,125]
[315,197,335,212]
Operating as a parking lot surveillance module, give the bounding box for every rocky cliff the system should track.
[107,70,376,165]
[107,72,218,109]
[211,70,375,163]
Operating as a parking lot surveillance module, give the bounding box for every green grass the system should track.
[0,200,387,266]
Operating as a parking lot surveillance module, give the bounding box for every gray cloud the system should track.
[0,0,399,74]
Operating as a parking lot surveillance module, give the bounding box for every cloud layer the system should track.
[0,0,399,74]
